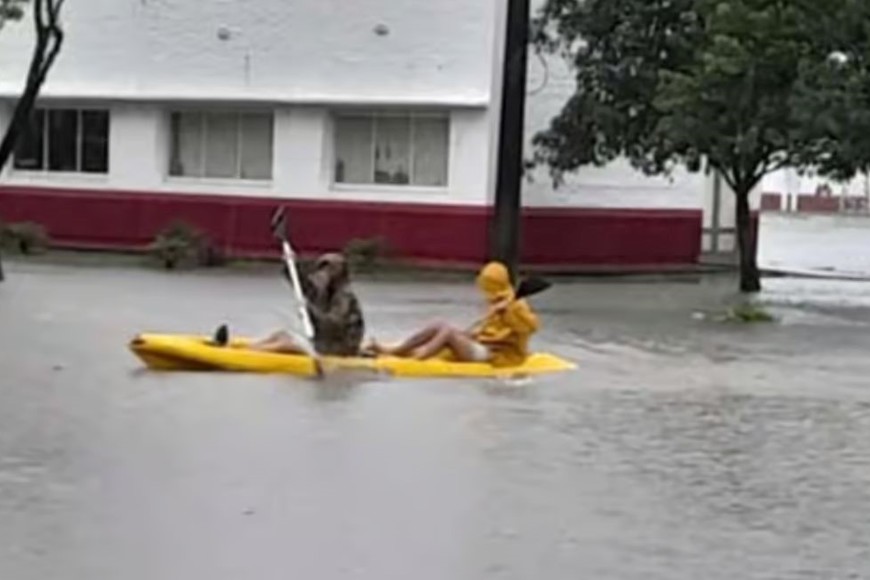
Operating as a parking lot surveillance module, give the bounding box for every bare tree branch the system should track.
[0,0,64,281]
[33,0,44,37]
[48,0,63,20]
[0,0,66,170]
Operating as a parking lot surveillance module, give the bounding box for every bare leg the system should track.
[412,326,482,361]
[375,322,446,356]
[250,330,305,354]
[250,330,285,349]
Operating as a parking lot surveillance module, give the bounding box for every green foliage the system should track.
[1,221,49,254]
[723,302,776,323]
[533,0,868,189]
[787,2,870,181]
[148,221,225,270]
[532,0,870,292]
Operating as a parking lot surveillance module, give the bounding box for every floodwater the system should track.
[759,212,870,279]
[1,262,870,579]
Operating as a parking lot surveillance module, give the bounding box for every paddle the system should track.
[268,208,385,378]
[269,207,320,364]
[465,275,552,332]
[514,276,552,300]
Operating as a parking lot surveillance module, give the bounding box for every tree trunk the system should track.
[735,188,761,293]
[0,8,62,168]
[0,0,65,284]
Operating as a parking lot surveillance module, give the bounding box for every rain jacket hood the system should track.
[476,262,515,302]
[472,262,539,366]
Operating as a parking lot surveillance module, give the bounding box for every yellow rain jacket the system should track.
[472,262,540,367]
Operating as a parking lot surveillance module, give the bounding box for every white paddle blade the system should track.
[271,307,318,359]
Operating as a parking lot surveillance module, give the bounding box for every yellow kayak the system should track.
[129,333,576,379]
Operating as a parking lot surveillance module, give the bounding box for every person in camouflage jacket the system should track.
[213,252,365,357]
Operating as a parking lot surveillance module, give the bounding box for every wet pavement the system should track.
[759,212,870,279]
[2,262,870,579]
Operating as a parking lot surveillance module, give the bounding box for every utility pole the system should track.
[0,177,4,282]
[491,0,531,280]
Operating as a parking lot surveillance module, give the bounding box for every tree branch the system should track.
[33,0,44,37]
[0,0,65,170]
[38,22,63,81]
[711,160,739,194]
[48,0,64,21]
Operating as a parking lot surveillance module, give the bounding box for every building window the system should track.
[168,111,273,180]
[334,113,449,187]
[13,108,110,173]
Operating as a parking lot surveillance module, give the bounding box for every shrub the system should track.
[724,302,776,323]
[2,222,50,255]
[149,221,224,269]
[196,241,228,268]
[343,237,389,270]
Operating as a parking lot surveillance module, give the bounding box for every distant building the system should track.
[760,167,870,214]
[0,0,739,269]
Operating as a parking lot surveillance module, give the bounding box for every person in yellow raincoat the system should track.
[367,261,539,366]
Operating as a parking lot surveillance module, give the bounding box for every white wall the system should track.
[483,0,509,206]
[0,0,497,107]
[763,167,870,198]
[0,103,492,206]
[700,170,762,254]
[0,0,719,212]
[0,103,9,179]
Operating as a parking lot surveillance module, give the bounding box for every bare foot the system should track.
[362,338,388,356]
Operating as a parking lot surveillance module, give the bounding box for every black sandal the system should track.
[211,324,229,347]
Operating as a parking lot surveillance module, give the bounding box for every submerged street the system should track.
[1,262,869,579]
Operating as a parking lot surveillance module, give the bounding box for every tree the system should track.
[0,0,65,282]
[0,0,65,168]
[531,0,870,292]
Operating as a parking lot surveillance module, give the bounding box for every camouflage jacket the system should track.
[299,271,365,357]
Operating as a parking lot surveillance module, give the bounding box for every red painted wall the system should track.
[797,195,839,213]
[522,207,701,268]
[760,193,782,211]
[0,185,702,270]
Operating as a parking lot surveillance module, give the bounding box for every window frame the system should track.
[331,110,451,191]
[11,106,111,176]
[166,109,275,184]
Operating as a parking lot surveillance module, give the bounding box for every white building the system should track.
[0,0,733,269]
